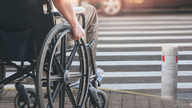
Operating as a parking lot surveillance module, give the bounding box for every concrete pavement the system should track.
[0,89,192,108]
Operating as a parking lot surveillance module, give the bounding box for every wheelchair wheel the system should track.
[85,90,107,108]
[36,23,89,108]
[0,61,5,99]
[14,88,37,108]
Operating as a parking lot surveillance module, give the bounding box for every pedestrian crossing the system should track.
[97,14,192,92]
[4,14,192,94]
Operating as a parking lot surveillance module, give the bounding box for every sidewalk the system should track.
[0,89,192,108]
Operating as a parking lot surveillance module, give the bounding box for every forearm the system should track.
[52,0,78,27]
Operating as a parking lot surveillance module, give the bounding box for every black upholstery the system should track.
[0,0,54,61]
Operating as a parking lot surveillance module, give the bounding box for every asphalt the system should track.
[0,88,192,108]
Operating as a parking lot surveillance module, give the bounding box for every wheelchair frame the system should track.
[0,1,106,108]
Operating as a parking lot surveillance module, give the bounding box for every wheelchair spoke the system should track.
[47,82,63,108]
[42,74,62,81]
[53,55,63,74]
[60,36,66,70]
[59,84,65,107]
[51,82,63,103]
[70,74,86,78]
[66,44,78,70]
[50,76,62,81]
[66,84,77,107]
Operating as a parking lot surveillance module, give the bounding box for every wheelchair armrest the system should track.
[53,7,85,16]
[53,7,86,29]
[73,7,86,14]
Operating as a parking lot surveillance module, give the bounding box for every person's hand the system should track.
[70,24,84,40]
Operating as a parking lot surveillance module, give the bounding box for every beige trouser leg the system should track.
[77,4,98,74]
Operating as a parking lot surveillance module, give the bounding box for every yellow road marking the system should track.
[99,87,162,98]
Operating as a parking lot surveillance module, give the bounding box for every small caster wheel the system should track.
[14,88,37,108]
[85,90,107,108]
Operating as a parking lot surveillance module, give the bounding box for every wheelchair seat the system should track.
[0,0,53,61]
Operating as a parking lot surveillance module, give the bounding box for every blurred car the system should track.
[89,0,192,15]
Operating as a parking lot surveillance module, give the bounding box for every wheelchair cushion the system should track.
[0,0,54,61]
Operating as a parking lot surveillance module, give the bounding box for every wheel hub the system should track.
[63,70,70,84]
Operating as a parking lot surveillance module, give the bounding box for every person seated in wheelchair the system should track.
[53,0,103,75]
[52,0,104,81]
[0,0,106,108]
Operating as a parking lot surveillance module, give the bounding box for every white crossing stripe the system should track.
[98,30,192,35]
[97,43,192,48]
[98,26,192,30]
[66,51,192,56]
[103,71,192,77]
[4,84,35,89]
[98,36,192,40]
[13,62,31,65]
[99,21,192,25]
[6,72,15,78]
[96,51,192,56]
[100,83,192,90]
[99,16,192,20]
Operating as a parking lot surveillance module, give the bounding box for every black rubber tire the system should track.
[36,23,89,108]
[85,90,107,108]
[14,88,37,108]
[0,60,5,100]
[100,0,122,16]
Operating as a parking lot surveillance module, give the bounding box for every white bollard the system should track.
[161,46,178,100]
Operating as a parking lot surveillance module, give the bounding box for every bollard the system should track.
[161,46,178,100]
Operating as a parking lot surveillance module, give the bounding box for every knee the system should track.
[81,4,97,16]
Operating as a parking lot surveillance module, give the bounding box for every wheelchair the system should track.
[0,0,107,108]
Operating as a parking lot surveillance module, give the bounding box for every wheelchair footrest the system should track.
[15,82,30,103]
